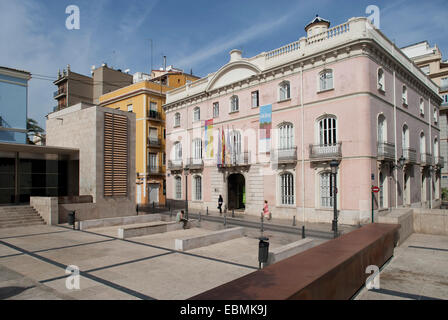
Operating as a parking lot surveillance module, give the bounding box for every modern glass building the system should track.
[0,66,31,144]
[0,143,79,205]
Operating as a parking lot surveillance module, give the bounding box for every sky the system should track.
[1,0,447,129]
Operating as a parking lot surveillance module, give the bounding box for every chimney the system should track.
[163,56,167,71]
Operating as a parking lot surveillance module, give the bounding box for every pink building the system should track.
[163,16,443,225]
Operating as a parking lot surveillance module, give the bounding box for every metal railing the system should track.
[148,110,162,120]
[147,165,164,175]
[148,136,161,147]
[403,148,417,164]
[309,143,342,160]
[185,158,204,169]
[377,142,395,161]
[420,153,433,166]
[168,159,183,171]
[271,147,297,163]
[220,152,251,167]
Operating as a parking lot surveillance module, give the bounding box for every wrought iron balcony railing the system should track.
[271,147,297,164]
[309,143,342,161]
[435,156,445,168]
[147,165,164,175]
[148,110,162,121]
[403,148,417,164]
[168,159,183,171]
[220,152,251,167]
[185,158,204,170]
[147,136,161,147]
[420,153,433,166]
[377,142,395,161]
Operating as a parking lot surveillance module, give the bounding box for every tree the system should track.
[26,118,45,145]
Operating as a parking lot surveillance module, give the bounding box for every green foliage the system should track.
[442,188,448,201]
[26,118,45,145]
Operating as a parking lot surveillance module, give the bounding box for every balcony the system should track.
[148,110,162,121]
[377,142,395,161]
[420,153,433,166]
[403,148,417,164]
[220,152,251,168]
[147,165,164,176]
[435,156,445,168]
[147,136,161,147]
[53,88,66,98]
[185,158,204,170]
[168,159,183,171]
[309,143,342,162]
[271,147,297,164]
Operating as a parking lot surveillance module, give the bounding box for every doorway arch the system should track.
[227,173,245,210]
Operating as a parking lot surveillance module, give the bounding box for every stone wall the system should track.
[30,197,58,225]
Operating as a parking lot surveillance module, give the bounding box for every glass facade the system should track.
[0,151,78,204]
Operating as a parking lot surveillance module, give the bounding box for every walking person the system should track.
[218,195,223,215]
[263,200,271,220]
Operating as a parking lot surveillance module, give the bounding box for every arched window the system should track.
[434,138,439,163]
[402,124,409,150]
[377,114,386,143]
[420,132,426,154]
[320,171,334,208]
[377,68,385,91]
[433,107,438,123]
[174,142,182,160]
[279,81,290,101]
[319,69,333,91]
[192,138,202,160]
[278,123,294,150]
[402,85,408,106]
[230,95,239,112]
[419,98,424,115]
[193,107,200,122]
[318,116,337,146]
[194,175,202,201]
[175,176,182,199]
[174,112,180,127]
[280,172,294,205]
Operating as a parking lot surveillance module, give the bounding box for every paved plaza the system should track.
[356,233,448,300]
[0,222,316,300]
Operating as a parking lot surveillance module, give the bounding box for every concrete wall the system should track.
[413,208,448,235]
[30,197,58,225]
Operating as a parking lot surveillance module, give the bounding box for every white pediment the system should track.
[206,61,261,92]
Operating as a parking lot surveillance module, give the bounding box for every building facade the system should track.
[99,69,199,205]
[53,64,133,112]
[0,66,31,144]
[163,16,442,225]
[402,41,448,191]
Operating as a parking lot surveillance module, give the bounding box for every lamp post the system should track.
[184,167,190,220]
[330,159,339,238]
[429,166,435,209]
[397,155,406,169]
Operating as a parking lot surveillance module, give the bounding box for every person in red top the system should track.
[263,200,271,220]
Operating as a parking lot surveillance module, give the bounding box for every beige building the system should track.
[402,41,448,190]
[46,103,136,221]
[53,64,133,112]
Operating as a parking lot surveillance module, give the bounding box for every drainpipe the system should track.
[301,66,305,224]
[393,70,398,208]
[429,97,432,209]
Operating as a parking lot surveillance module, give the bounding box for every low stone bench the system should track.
[265,238,314,266]
[175,227,244,251]
[118,219,197,239]
[378,209,413,245]
[79,214,163,230]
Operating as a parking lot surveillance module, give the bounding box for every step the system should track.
[0,211,39,217]
[0,215,43,223]
[0,210,39,215]
[0,221,46,228]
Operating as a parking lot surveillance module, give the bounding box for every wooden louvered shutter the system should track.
[104,113,128,197]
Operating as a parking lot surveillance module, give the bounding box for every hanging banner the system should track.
[259,104,272,153]
[204,119,214,158]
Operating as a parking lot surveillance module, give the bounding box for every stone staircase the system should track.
[0,205,46,228]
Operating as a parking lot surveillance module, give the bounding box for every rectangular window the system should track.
[441,77,448,89]
[280,173,294,205]
[194,176,202,201]
[163,152,166,165]
[251,91,259,108]
[127,104,133,112]
[213,102,219,118]
[420,65,430,75]
[175,177,182,199]
[320,172,334,208]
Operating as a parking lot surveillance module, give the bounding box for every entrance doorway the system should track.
[227,173,245,210]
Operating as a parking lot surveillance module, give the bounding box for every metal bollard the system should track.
[224,212,227,226]
[232,209,234,218]
[153,201,155,208]
[293,215,296,226]
[199,211,202,222]
[206,206,209,215]
[170,207,172,218]
[260,213,264,233]
[302,225,305,239]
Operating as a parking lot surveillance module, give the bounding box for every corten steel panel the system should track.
[189,223,400,300]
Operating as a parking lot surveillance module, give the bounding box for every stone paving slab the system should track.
[356,233,448,300]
